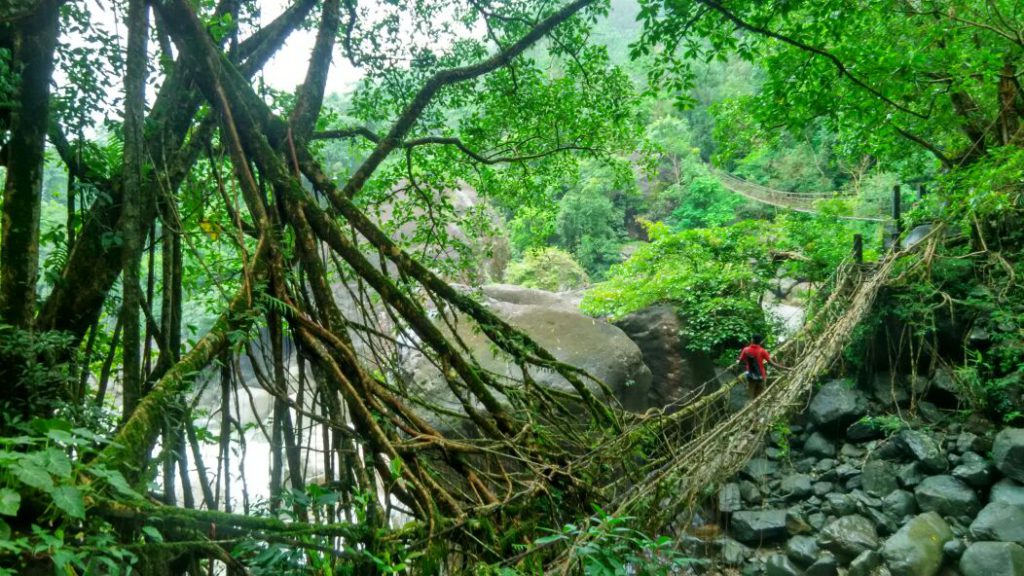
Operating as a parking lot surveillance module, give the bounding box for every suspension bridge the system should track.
[712,168,891,222]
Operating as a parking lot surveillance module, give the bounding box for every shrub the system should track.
[505,248,590,292]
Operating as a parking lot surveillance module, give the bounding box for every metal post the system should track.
[892,185,902,250]
[853,234,863,263]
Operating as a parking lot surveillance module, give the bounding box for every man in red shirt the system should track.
[738,335,774,399]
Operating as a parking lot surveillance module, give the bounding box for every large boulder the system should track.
[612,304,718,407]
[991,479,1024,507]
[993,428,1024,483]
[731,509,789,544]
[404,285,653,429]
[897,430,947,474]
[914,475,981,517]
[880,512,953,576]
[820,515,879,561]
[808,380,869,435]
[970,503,1024,544]
[959,542,1024,576]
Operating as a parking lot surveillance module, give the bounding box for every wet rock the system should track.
[848,420,887,442]
[744,458,779,481]
[813,481,834,497]
[786,535,820,567]
[882,490,917,523]
[928,369,960,408]
[766,554,802,576]
[952,452,994,488]
[825,493,855,516]
[915,475,980,517]
[990,479,1024,507]
[863,460,901,497]
[787,509,813,535]
[795,457,818,474]
[843,443,867,460]
[809,380,869,435]
[969,502,1024,544]
[731,510,789,544]
[943,539,966,561]
[720,483,743,514]
[899,462,926,489]
[836,462,862,481]
[739,480,763,505]
[850,550,882,576]
[917,401,946,425]
[898,430,947,474]
[719,537,753,566]
[820,514,879,561]
[959,542,1024,576]
[808,512,828,531]
[806,553,840,576]
[880,512,953,576]
[780,474,814,500]
[993,428,1024,483]
[955,432,988,455]
[805,432,838,458]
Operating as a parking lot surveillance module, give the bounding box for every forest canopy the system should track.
[0,0,1023,574]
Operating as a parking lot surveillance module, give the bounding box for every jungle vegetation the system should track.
[0,0,1022,573]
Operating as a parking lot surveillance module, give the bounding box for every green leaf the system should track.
[42,448,73,479]
[50,485,85,519]
[141,526,164,542]
[12,457,53,492]
[0,489,20,516]
[0,518,9,541]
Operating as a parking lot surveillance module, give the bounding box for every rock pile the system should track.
[693,377,1024,576]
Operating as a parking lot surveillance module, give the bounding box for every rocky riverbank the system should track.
[686,375,1024,576]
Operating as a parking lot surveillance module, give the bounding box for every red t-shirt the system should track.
[739,344,771,378]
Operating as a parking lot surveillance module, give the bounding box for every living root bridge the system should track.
[89,0,633,568]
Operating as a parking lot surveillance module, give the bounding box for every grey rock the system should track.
[899,462,926,489]
[719,537,753,566]
[781,474,814,500]
[731,510,789,544]
[850,550,883,576]
[744,458,780,481]
[805,432,838,458]
[847,475,864,491]
[993,428,1024,483]
[843,443,868,459]
[406,285,654,426]
[969,503,1024,544]
[826,493,856,516]
[899,430,947,474]
[796,457,818,473]
[851,489,883,510]
[820,514,879,560]
[952,452,994,488]
[959,542,1024,576]
[880,512,953,576]
[814,481,834,497]
[882,490,918,522]
[806,554,840,576]
[943,539,966,561]
[928,369,960,408]
[955,432,988,455]
[613,304,718,407]
[766,447,785,461]
[865,506,899,536]
[809,380,869,435]
[915,475,981,517]
[740,480,763,504]
[786,535,820,567]
[720,483,743,513]
[787,509,814,535]
[872,372,911,407]
[766,554,802,576]
[863,460,901,497]
[991,479,1024,507]
[837,463,862,480]
[808,512,828,531]
[917,401,946,425]
[849,420,888,442]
